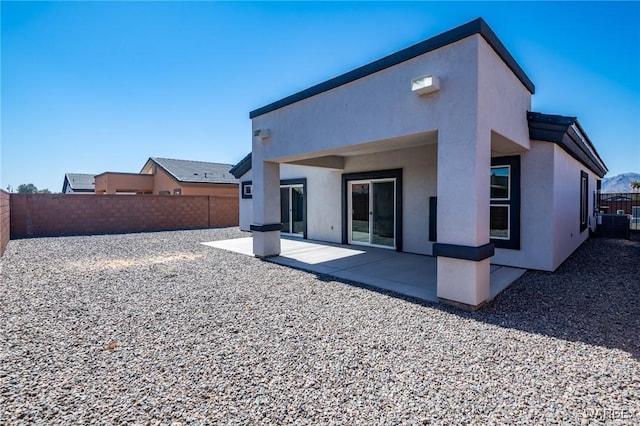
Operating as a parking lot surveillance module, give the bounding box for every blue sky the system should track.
[1,1,639,192]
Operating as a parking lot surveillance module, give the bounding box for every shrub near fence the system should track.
[10,194,238,239]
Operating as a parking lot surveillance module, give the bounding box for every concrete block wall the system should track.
[209,195,239,227]
[0,190,10,256]
[10,194,239,239]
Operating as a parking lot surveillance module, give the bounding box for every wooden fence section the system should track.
[0,190,10,256]
[10,194,238,239]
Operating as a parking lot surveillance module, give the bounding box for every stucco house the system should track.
[230,18,607,310]
[62,173,96,193]
[95,157,238,196]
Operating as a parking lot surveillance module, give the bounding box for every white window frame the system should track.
[490,204,510,240]
[280,183,304,237]
[490,165,511,201]
[347,178,397,249]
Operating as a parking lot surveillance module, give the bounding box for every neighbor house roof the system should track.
[62,173,95,192]
[250,17,535,119]
[142,157,238,184]
[527,112,608,178]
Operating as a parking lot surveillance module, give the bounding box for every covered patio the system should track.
[203,236,526,305]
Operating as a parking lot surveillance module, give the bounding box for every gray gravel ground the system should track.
[1,228,638,425]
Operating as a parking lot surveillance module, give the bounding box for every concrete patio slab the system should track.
[202,237,526,304]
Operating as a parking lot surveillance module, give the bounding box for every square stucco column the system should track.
[435,128,493,310]
[251,159,281,258]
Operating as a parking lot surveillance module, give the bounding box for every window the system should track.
[490,165,511,239]
[490,166,510,199]
[241,181,252,199]
[490,157,520,249]
[490,205,510,239]
[580,171,588,232]
[159,190,170,195]
[173,189,181,195]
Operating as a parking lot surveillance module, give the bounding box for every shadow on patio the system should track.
[202,236,526,304]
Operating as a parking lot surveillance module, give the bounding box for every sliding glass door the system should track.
[348,179,396,248]
[350,183,370,243]
[281,184,304,236]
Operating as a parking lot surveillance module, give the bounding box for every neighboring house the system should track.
[62,173,95,193]
[231,18,607,310]
[95,157,238,195]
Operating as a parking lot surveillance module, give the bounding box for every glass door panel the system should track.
[351,183,370,243]
[280,187,291,234]
[372,181,395,247]
[291,186,304,235]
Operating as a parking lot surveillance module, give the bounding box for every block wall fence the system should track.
[0,190,10,256]
[8,194,238,240]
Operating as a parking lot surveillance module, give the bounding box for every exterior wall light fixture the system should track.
[411,74,440,96]
[253,128,271,140]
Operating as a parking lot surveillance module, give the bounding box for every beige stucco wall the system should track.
[152,167,180,194]
[551,144,596,270]
[95,173,154,194]
[180,184,238,196]
[252,35,483,163]
[238,164,342,243]
[477,37,531,152]
[247,25,602,278]
[492,142,555,270]
[239,144,438,255]
[96,168,237,196]
[492,141,599,272]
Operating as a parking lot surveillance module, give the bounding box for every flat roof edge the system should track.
[528,111,608,178]
[230,153,252,178]
[250,18,535,119]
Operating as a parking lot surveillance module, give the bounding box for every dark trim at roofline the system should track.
[527,112,608,178]
[572,119,607,171]
[250,18,535,119]
[230,153,252,178]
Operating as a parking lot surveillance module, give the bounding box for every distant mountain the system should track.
[601,172,640,193]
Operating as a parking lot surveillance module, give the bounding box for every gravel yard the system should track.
[1,228,638,424]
